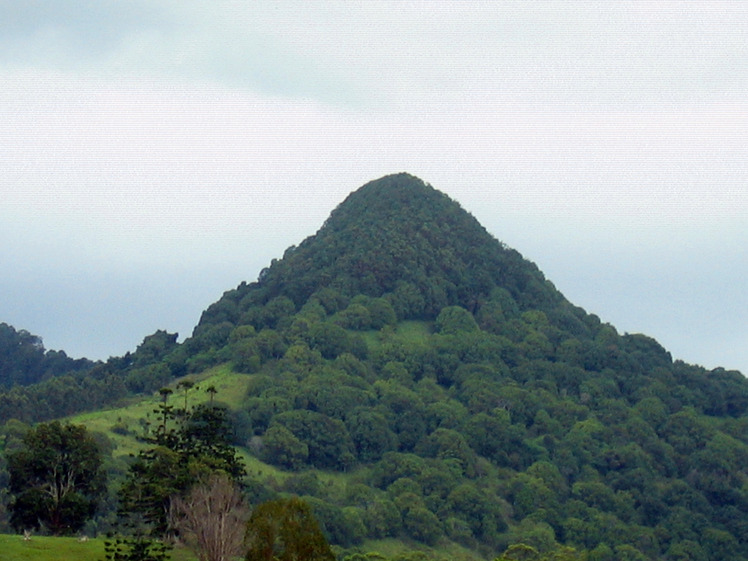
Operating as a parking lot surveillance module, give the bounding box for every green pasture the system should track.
[360,320,432,351]
[69,364,254,459]
[0,534,197,561]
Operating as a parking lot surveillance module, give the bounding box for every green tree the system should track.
[308,322,352,359]
[434,306,479,335]
[335,303,372,330]
[261,425,309,470]
[117,389,245,537]
[103,535,171,561]
[416,427,476,477]
[131,331,179,369]
[496,543,541,561]
[0,323,94,389]
[272,410,355,470]
[346,408,398,462]
[367,298,397,328]
[245,497,335,561]
[362,496,401,539]
[402,505,441,545]
[664,540,708,561]
[7,421,105,535]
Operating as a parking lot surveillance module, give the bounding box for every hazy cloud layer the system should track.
[1,1,746,373]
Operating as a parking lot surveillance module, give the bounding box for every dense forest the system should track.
[2,173,748,560]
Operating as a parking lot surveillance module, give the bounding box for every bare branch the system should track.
[170,473,249,561]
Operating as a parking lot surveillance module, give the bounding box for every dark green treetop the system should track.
[7,420,106,535]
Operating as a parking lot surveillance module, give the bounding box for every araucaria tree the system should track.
[115,386,245,542]
[7,420,105,535]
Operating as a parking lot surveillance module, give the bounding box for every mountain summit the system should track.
[198,173,576,333]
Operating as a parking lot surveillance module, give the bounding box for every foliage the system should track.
[7,421,106,535]
[495,543,584,561]
[116,386,245,538]
[0,369,129,425]
[244,497,334,561]
[186,175,748,558]
[103,534,172,561]
[0,329,185,426]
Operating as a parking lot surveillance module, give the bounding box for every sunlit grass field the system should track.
[0,534,197,561]
[69,364,254,459]
[360,320,432,352]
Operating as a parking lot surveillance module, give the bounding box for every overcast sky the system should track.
[1,1,746,374]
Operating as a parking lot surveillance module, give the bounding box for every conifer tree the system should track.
[107,385,245,560]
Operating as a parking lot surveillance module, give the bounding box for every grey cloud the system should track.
[0,1,171,66]
[0,1,363,105]
[3,2,747,108]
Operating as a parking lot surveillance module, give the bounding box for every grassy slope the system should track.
[360,321,433,352]
[0,535,197,561]
[70,364,254,459]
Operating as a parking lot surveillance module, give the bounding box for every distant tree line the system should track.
[0,328,187,424]
[0,323,94,388]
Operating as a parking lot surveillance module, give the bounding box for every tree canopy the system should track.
[117,387,245,537]
[7,421,105,535]
[245,497,335,561]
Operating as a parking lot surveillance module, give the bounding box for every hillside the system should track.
[2,173,748,560]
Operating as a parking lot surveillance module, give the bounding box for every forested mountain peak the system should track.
[198,173,567,331]
[320,173,468,237]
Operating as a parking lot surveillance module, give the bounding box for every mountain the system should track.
[196,173,584,337]
[3,173,748,560]
[174,173,748,559]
